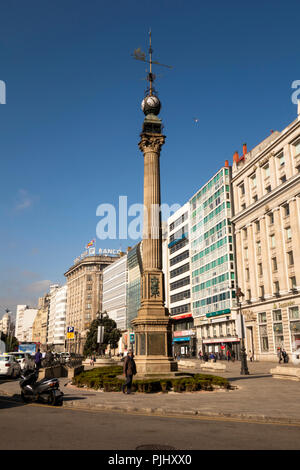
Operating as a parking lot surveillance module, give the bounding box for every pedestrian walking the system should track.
[198,350,203,361]
[282,349,289,363]
[249,350,254,362]
[226,350,231,362]
[34,348,42,371]
[231,350,235,362]
[277,347,282,364]
[90,356,94,367]
[122,350,137,395]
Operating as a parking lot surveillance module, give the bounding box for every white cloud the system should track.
[15,189,34,211]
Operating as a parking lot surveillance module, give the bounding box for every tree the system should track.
[83,315,122,357]
[1,331,19,352]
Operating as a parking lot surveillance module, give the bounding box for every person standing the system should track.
[226,349,231,362]
[122,350,137,395]
[277,347,282,364]
[34,349,42,371]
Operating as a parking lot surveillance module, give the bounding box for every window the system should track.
[258,312,267,323]
[244,247,248,259]
[273,309,282,321]
[250,173,257,187]
[257,241,261,255]
[274,281,280,295]
[289,306,300,320]
[246,289,251,301]
[282,203,290,217]
[290,276,297,290]
[239,183,245,196]
[277,152,285,166]
[255,220,260,233]
[286,227,292,241]
[273,309,284,349]
[272,257,278,271]
[253,195,258,202]
[259,285,265,299]
[245,268,250,281]
[268,212,274,225]
[294,140,300,156]
[243,228,247,239]
[280,175,287,184]
[270,234,276,248]
[265,185,272,193]
[288,251,294,266]
[258,312,269,352]
[258,263,263,276]
[263,164,270,177]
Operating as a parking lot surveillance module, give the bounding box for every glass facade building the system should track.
[190,166,240,357]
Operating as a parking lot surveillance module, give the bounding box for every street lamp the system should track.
[236,287,249,375]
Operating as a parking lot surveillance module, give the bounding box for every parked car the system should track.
[7,352,34,371]
[0,354,22,378]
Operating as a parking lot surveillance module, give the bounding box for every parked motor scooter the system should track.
[19,368,63,406]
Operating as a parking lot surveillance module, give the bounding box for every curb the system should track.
[61,400,300,426]
[2,388,300,426]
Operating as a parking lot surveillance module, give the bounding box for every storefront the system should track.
[171,313,196,357]
[173,330,196,357]
[202,337,240,359]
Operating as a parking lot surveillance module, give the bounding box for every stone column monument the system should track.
[131,37,178,377]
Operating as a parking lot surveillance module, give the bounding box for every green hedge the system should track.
[72,366,230,393]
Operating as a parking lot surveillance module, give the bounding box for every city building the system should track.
[32,293,50,349]
[15,305,38,343]
[103,253,127,353]
[126,242,143,352]
[64,253,117,353]
[231,104,300,361]
[0,311,12,336]
[47,284,67,352]
[166,203,194,357]
[190,164,238,357]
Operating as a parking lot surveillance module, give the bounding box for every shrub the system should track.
[71,366,230,393]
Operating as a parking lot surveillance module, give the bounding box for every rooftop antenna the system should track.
[132,29,172,96]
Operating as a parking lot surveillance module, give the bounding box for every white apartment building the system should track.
[103,255,127,332]
[166,203,194,356]
[15,305,38,343]
[47,284,67,352]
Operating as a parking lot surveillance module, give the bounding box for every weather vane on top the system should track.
[132,30,172,97]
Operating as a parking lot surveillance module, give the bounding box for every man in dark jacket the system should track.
[34,349,42,370]
[122,350,137,394]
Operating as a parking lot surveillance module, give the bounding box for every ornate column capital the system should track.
[139,134,165,154]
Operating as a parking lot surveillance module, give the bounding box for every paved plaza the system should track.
[1,360,299,425]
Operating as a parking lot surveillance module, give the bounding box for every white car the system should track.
[7,352,34,371]
[0,354,22,378]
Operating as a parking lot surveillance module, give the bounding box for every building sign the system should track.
[173,330,195,338]
[130,333,135,343]
[203,337,239,344]
[67,326,75,339]
[206,308,231,318]
[171,313,192,320]
[99,248,121,256]
[173,336,191,342]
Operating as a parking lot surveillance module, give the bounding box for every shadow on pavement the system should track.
[0,394,26,409]
[227,374,272,382]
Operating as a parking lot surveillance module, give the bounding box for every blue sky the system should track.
[1,0,300,317]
